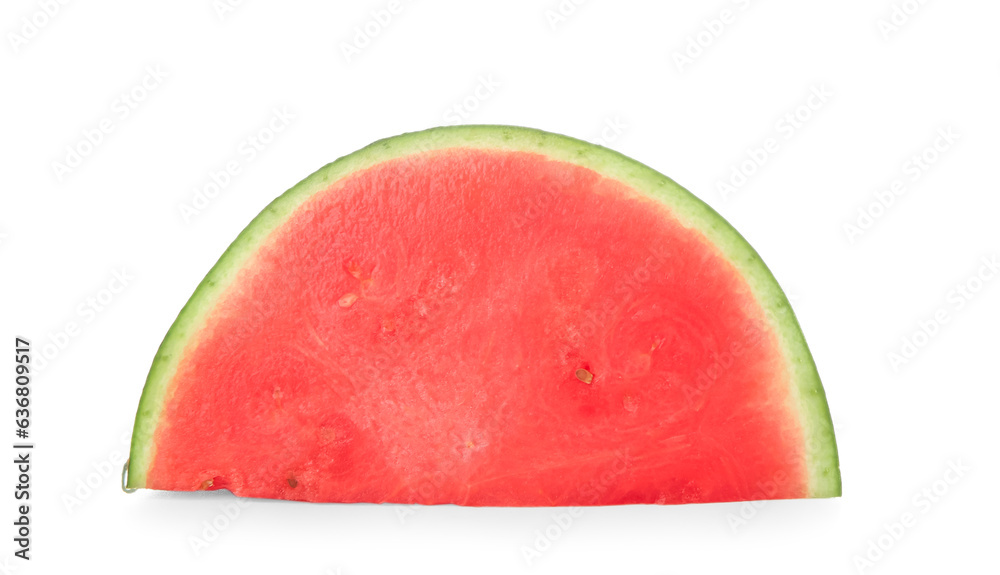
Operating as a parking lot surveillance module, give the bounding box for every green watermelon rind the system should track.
[128,125,841,499]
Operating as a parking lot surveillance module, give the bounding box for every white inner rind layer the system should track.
[128,125,841,498]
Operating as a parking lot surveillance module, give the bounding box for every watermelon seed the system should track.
[623,394,639,413]
[575,369,594,384]
[199,478,213,490]
[287,476,299,488]
[347,262,363,279]
[339,293,359,308]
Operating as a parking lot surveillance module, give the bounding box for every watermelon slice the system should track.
[127,125,840,505]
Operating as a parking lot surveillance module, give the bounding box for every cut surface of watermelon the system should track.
[128,126,840,505]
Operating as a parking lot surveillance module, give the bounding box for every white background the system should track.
[1,1,998,573]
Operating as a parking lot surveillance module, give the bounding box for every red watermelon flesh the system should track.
[128,126,840,505]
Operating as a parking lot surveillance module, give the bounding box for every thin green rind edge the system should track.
[128,125,841,498]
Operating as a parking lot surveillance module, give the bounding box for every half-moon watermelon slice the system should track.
[127,125,840,505]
